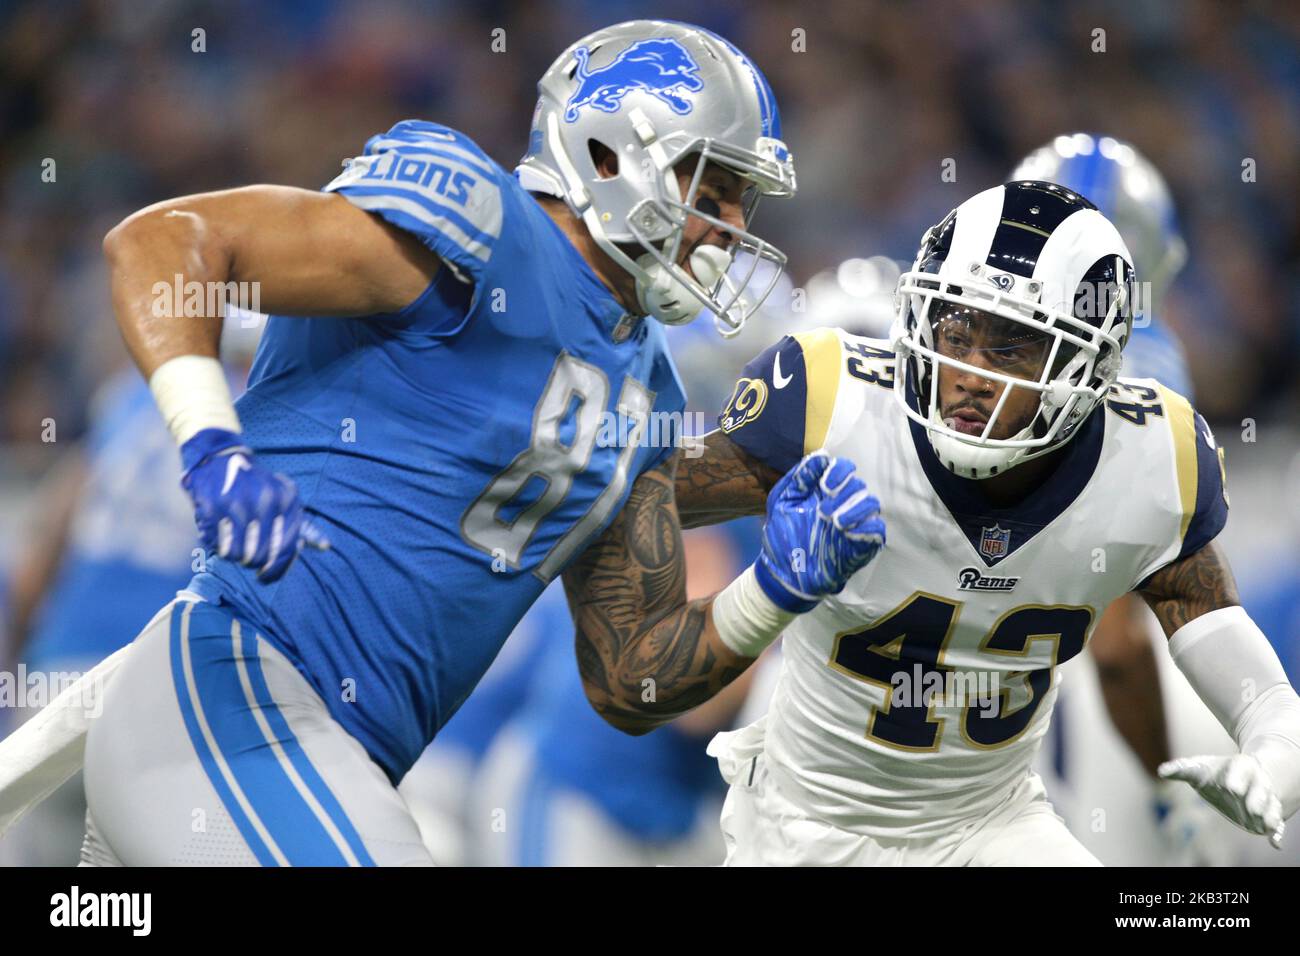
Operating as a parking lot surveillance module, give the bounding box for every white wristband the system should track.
[712,564,797,658]
[148,354,241,446]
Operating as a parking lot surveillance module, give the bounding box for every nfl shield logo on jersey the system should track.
[979,524,1011,561]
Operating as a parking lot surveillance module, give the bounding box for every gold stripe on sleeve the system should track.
[1156,383,1198,544]
[792,328,843,454]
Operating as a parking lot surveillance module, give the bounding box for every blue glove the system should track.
[180,428,329,582]
[754,451,886,613]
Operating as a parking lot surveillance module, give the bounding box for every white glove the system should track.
[1159,753,1285,849]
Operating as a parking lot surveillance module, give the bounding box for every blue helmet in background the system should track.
[1010,133,1187,303]
[1011,133,1193,396]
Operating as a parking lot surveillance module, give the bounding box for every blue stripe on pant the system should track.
[168,601,376,866]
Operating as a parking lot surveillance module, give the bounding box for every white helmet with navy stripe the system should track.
[516,19,795,336]
[891,181,1137,478]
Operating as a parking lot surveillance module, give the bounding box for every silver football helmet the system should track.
[891,181,1137,479]
[799,256,901,339]
[1011,133,1186,303]
[516,20,796,336]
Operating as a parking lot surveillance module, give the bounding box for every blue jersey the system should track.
[429,583,560,762]
[188,121,685,784]
[25,371,196,671]
[1124,320,1193,399]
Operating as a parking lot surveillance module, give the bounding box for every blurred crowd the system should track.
[0,0,1297,867]
[0,0,1297,466]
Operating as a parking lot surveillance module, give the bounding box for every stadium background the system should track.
[0,0,1296,865]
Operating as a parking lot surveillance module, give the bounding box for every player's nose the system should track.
[953,356,998,395]
[694,196,741,248]
[716,200,744,245]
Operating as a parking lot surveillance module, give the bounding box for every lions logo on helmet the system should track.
[564,39,704,121]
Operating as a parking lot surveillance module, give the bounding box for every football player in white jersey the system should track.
[670,180,1300,865]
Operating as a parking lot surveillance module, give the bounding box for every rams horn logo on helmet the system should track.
[988,272,1015,292]
[564,39,704,122]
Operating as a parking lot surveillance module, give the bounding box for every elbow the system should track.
[574,629,657,735]
[102,213,137,265]
[603,712,655,737]
[581,682,654,737]
[102,206,165,268]
[102,200,215,270]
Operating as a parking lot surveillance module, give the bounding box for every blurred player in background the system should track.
[1011,134,1242,864]
[0,317,261,865]
[790,257,900,340]
[396,590,556,866]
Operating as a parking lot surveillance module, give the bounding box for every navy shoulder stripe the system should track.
[718,335,807,475]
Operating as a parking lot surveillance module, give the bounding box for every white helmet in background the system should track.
[797,256,901,338]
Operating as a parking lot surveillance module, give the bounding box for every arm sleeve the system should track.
[323,120,505,286]
[1168,606,1300,816]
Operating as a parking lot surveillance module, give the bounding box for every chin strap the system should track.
[927,405,1030,478]
[634,246,731,325]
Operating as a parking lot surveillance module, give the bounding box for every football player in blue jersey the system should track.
[62,20,886,865]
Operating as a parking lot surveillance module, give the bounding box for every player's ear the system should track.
[589,140,618,179]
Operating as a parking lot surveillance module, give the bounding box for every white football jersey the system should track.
[717,327,1228,837]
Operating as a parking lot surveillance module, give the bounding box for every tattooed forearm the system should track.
[1138,540,1241,637]
[564,454,753,734]
[675,430,781,529]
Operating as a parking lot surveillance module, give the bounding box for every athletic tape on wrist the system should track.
[148,354,241,446]
[712,564,798,658]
